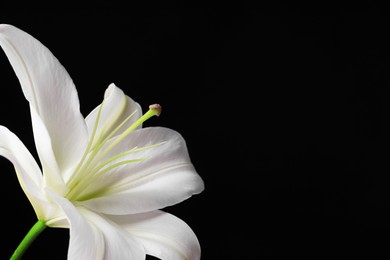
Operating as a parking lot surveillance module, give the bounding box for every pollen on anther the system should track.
[149,104,162,117]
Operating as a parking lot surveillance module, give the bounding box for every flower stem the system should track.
[10,220,46,260]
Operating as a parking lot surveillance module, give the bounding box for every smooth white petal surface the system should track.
[30,107,66,195]
[85,83,142,145]
[108,210,201,260]
[79,127,204,214]
[50,191,145,260]
[0,126,54,220]
[0,24,88,173]
[48,191,104,260]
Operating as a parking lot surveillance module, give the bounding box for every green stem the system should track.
[10,220,46,260]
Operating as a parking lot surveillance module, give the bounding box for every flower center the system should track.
[64,103,162,201]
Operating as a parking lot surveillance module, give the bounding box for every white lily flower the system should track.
[0,24,204,260]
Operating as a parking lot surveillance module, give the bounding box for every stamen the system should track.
[66,143,164,201]
[96,110,137,151]
[77,110,138,177]
[96,104,162,163]
[65,104,162,201]
[75,158,150,200]
[66,100,106,189]
[88,142,165,177]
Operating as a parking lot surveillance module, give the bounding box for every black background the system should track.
[1,1,390,259]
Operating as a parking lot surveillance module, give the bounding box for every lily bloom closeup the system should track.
[0,24,204,259]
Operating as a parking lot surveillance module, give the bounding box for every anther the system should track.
[149,104,162,117]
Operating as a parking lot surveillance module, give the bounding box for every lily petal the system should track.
[30,107,67,195]
[49,191,145,260]
[48,191,104,259]
[108,210,201,260]
[0,126,54,220]
[85,83,142,146]
[79,127,204,214]
[0,24,88,173]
